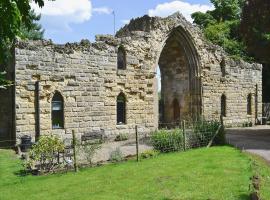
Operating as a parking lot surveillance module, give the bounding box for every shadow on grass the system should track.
[14,169,31,177]
[237,194,251,200]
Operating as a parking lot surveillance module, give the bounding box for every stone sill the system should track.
[116,124,128,129]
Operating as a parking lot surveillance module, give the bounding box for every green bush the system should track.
[109,148,124,162]
[193,120,225,146]
[151,129,184,153]
[140,150,159,159]
[26,135,65,173]
[79,142,101,166]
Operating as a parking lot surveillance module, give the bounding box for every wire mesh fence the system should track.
[0,118,224,174]
[151,119,223,153]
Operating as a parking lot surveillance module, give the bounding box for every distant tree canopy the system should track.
[240,0,270,64]
[0,0,48,87]
[20,10,44,41]
[192,0,252,61]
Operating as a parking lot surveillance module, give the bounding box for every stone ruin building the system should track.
[0,13,262,144]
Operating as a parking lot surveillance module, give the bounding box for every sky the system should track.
[31,0,213,44]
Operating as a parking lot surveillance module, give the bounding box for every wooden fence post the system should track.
[135,125,139,162]
[72,130,78,172]
[182,120,186,151]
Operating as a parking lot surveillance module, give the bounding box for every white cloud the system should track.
[148,0,214,22]
[31,0,92,24]
[93,7,113,15]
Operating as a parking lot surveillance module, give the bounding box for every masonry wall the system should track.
[13,13,263,142]
[201,55,262,125]
[14,39,155,141]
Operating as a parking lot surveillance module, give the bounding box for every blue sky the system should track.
[32,0,213,44]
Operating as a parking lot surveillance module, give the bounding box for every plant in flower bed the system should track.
[151,129,184,153]
[79,142,101,166]
[25,135,65,174]
[139,150,160,159]
[109,148,124,162]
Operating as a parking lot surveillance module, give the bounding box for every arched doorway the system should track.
[157,26,201,124]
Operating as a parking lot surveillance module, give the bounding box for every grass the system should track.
[247,153,270,200]
[0,146,268,200]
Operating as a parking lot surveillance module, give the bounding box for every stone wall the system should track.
[13,12,262,142]
[14,38,154,141]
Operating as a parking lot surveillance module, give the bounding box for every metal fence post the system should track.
[72,130,78,172]
[135,125,139,162]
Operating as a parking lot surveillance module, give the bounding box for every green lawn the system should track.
[0,147,268,200]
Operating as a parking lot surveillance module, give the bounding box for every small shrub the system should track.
[26,135,65,173]
[109,148,124,162]
[151,129,184,153]
[193,120,225,146]
[114,134,128,142]
[79,142,101,166]
[140,150,159,159]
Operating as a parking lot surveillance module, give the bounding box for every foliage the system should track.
[139,150,159,159]
[25,135,64,173]
[193,119,225,146]
[192,0,253,61]
[109,148,124,162]
[2,147,266,199]
[114,133,128,142]
[79,142,101,166]
[151,129,184,153]
[0,71,12,89]
[20,10,44,40]
[240,0,270,64]
[0,0,49,86]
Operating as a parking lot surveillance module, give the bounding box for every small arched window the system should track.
[172,98,180,122]
[220,58,226,77]
[52,92,64,129]
[247,93,252,115]
[117,46,126,70]
[117,93,126,124]
[221,94,226,117]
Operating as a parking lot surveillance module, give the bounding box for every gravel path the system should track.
[92,138,153,163]
[226,126,270,162]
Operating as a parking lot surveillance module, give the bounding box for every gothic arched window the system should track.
[117,93,126,124]
[52,92,64,129]
[247,93,252,115]
[117,46,126,70]
[172,98,180,122]
[220,58,226,77]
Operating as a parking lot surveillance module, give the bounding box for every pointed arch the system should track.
[52,91,64,129]
[157,25,202,122]
[247,93,252,115]
[172,98,180,122]
[117,92,126,124]
[117,46,126,70]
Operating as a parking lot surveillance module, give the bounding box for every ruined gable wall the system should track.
[116,13,262,125]
[14,13,263,142]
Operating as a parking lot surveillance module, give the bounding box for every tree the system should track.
[192,0,251,61]
[0,0,50,87]
[20,10,44,40]
[240,0,270,64]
